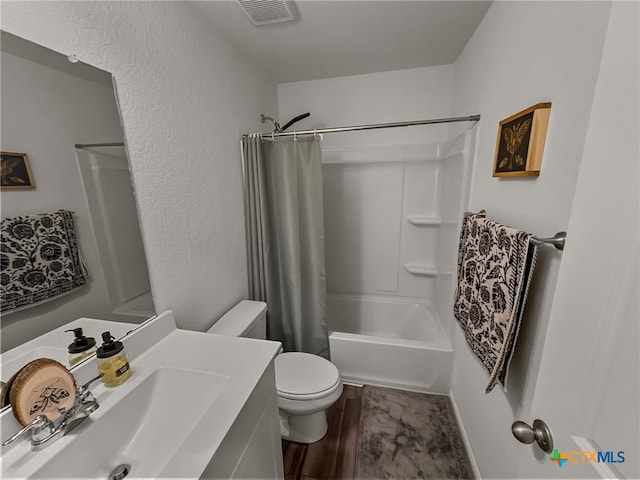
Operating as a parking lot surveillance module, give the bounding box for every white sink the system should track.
[30,367,228,478]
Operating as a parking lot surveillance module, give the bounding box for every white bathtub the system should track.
[327,293,452,394]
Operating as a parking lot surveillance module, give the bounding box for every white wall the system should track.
[278,65,454,148]
[278,66,459,305]
[449,2,612,478]
[1,50,126,351]
[1,1,278,333]
[322,146,442,298]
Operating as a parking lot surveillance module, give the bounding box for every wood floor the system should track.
[282,384,362,480]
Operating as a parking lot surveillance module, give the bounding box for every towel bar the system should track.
[531,232,566,251]
[473,210,566,251]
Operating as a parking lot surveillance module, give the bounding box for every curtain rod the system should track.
[242,115,480,138]
[74,142,124,148]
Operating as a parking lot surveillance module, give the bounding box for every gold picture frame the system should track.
[1,152,35,190]
[493,102,551,178]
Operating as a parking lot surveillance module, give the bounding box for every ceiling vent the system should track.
[237,0,297,26]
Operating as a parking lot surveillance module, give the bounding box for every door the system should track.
[517,3,639,478]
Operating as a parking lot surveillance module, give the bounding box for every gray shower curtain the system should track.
[242,134,329,359]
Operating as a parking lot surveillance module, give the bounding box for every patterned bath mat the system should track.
[356,386,475,479]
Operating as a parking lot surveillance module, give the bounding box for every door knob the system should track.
[511,419,553,453]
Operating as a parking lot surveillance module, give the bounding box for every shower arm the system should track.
[260,112,311,133]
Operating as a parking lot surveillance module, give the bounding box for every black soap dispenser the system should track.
[96,331,132,387]
[66,328,97,366]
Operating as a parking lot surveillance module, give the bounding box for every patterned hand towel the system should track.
[454,212,537,393]
[1,210,87,314]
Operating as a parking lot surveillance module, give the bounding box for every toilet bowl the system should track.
[276,352,343,443]
[207,300,343,444]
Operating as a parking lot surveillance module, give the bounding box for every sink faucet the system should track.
[2,373,103,451]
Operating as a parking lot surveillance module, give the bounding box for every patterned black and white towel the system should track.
[1,210,87,314]
[454,211,537,393]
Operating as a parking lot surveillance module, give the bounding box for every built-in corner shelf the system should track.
[406,215,441,226]
[404,263,438,277]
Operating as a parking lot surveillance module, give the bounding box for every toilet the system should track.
[207,300,343,444]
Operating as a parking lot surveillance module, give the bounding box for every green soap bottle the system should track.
[96,331,132,387]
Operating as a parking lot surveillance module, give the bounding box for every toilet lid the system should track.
[275,352,340,398]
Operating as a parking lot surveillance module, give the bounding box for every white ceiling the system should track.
[191,0,492,83]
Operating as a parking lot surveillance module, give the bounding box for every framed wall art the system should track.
[493,102,551,178]
[1,152,35,190]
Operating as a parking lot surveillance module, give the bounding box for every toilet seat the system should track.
[275,352,341,401]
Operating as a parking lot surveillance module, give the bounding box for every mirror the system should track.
[1,32,155,375]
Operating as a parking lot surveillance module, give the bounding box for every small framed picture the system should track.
[493,102,551,178]
[1,152,35,190]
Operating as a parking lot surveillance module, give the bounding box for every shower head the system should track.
[261,114,281,133]
[280,112,310,132]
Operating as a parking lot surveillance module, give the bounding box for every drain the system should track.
[108,463,131,480]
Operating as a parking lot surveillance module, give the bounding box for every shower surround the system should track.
[323,129,476,393]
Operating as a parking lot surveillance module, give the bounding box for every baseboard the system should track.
[340,374,448,396]
[449,389,482,479]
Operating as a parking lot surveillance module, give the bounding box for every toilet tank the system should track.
[207,300,267,339]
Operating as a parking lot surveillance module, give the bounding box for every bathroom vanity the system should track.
[0,311,284,479]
